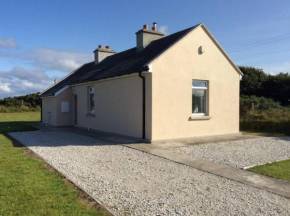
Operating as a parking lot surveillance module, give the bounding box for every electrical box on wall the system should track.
[61,101,69,113]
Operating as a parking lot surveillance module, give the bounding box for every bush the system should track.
[241,95,282,111]
[240,95,287,119]
[0,105,40,113]
[240,121,290,136]
[240,95,290,135]
[241,108,290,122]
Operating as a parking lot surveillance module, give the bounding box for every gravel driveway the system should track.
[10,131,290,216]
[171,137,290,169]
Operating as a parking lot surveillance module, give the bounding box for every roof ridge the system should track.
[41,23,203,97]
[100,24,202,62]
[159,23,201,39]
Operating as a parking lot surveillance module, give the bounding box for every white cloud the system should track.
[1,66,49,81]
[24,47,93,72]
[263,62,290,75]
[0,38,92,72]
[0,38,18,49]
[0,39,94,98]
[22,81,34,88]
[159,25,169,35]
[0,83,11,93]
[0,67,57,98]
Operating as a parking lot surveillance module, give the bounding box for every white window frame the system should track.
[88,86,95,114]
[192,80,208,116]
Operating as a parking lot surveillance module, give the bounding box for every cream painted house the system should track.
[40,23,242,142]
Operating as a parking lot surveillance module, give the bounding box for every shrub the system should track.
[19,105,30,112]
[0,105,40,113]
[240,121,290,136]
[240,95,290,135]
[241,95,282,111]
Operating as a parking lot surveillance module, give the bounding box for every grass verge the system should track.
[0,112,108,216]
[249,159,290,182]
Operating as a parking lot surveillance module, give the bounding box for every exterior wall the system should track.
[56,88,73,126]
[41,88,73,126]
[150,26,240,140]
[73,74,152,139]
[42,97,57,125]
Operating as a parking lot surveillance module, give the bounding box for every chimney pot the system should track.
[143,24,148,30]
[54,79,57,84]
[152,22,157,31]
[106,46,110,49]
[98,45,103,49]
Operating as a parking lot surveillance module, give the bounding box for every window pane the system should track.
[90,93,95,112]
[192,89,206,114]
[192,81,207,88]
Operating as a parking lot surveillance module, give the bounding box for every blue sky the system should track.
[1,0,290,98]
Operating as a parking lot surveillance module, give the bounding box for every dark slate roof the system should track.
[41,24,199,97]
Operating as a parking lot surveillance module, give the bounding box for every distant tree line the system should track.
[0,93,41,112]
[239,66,290,106]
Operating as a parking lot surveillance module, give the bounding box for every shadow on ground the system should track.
[0,121,39,147]
[8,122,144,148]
[5,121,290,149]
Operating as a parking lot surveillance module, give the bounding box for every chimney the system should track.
[93,44,116,64]
[54,79,57,84]
[136,22,164,51]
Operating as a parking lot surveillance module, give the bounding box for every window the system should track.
[192,81,208,115]
[88,86,95,114]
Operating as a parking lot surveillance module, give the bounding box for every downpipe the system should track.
[139,71,146,139]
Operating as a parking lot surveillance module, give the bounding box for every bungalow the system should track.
[40,23,242,142]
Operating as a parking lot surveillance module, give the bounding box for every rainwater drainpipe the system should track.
[139,71,146,139]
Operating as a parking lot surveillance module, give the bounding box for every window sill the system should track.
[189,115,212,120]
[86,113,95,117]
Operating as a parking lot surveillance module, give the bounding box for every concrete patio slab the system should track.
[125,143,290,199]
[170,137,290,168]
[150,133,258,147]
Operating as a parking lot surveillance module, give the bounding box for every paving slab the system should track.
[125,143,290,199]
[170,137,290,168]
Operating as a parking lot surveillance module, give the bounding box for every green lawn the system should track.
[249,159,290,182]
[0,112,105,216]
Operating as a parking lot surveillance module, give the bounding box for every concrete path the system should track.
[170,137,290,169]
[124,143,290,199]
